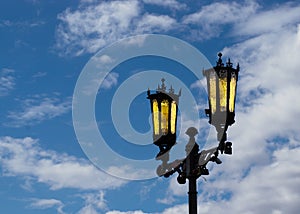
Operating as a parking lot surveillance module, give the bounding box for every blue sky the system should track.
[1,0,300,213]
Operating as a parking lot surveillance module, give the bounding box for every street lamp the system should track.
[147,53,239,214]
[147,78,181,160]
[203,52,239,154]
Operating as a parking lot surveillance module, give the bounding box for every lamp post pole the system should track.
[185,128,199,214]
[187,142,199,213]
[188,176,197,214]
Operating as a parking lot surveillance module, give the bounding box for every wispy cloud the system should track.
[30,198,65,214]
[135,14,177,33]
[0,19,45,28]
[0,136,127,190]
[81,72,119,96]
[7,95,71,127]
[182,1,259,39]
[106,210,146,214]
[0,68,15,96]
[234,3,300,36]
[142,0,186,10]
[77,191,108,214]
[32,71,47,78]
[55,1,300,57]
[101,72,119,90]
[55,0,177,56]
[55,0,141,56]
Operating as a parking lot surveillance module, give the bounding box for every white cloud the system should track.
[55,0,140,56]
[32,71,47,78]
[106,210,146,214]
[234,3,300,36]
[142,0,186,10]
[0,136,127,190]
[77,191,107,214]
[135,14,177,33]
[183,1,300,40]
[183,1,259,39]
[105,205,188,214]
[55,1,300,56]
[106,165,154,180]
[94,55,114,64]
[7,95,71,127]
[0,20,45,28]
[226,147,300,213]
[30,198,65,214]
[78,205,99,214]
[101,72,119,89]
[55,0,178,56]
[80,71,119,96]
[0,68,15,96]
[161,204,187,214]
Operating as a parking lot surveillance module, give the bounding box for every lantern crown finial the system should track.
[157,78,166,92]
[217,52,224,67]
[226,58,233,67]
[169,85,174,94]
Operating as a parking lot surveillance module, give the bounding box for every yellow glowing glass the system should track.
[161,100,169,135]
[219,77,227,112]
[209,72,217,114]
[152,100,159,135]
[229,75,236,112]
[171,101,177,134]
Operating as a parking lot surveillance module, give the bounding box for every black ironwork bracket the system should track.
[156,138,232,184]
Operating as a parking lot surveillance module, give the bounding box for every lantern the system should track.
[203,53,239,143]
[147,78,181,159]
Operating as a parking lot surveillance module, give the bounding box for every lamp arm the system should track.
[157,143,232,178]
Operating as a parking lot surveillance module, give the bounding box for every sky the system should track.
[1,0,300,213]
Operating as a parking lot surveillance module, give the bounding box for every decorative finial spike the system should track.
[169,85,174,94]
[227,58,233,67]
[217,52,223,67]
[157,84,160,91]
[161,78,166,91]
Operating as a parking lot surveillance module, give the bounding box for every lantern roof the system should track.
[147,78,181,101]
[215,52,240,71]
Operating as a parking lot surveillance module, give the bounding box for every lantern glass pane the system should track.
[209,72,217,114]
[229,74,237,112]
[219,72,227,112]
[161,100,169,135]
[152,100,159,135]
[171,101,177,134]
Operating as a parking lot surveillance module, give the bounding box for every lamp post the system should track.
[147,53,239,214]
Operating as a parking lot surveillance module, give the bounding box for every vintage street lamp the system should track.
[203,53,239,154]
[147,78,181,160]
[147,53,239,214]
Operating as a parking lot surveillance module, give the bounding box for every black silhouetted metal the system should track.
[203,53,239,154]
[147,53,239,214]
[147,78,181,160]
